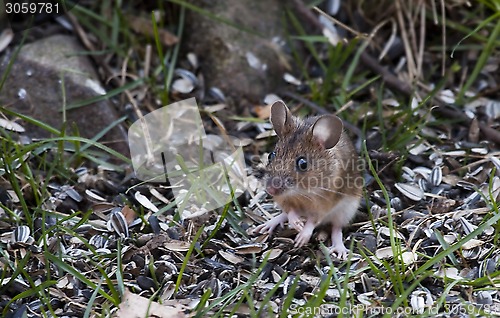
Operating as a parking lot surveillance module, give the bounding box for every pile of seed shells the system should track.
[2,113,499,317]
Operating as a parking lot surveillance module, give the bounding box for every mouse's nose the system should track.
[266,185,279,196]
[266,177,285,196]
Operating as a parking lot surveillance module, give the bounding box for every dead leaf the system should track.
[253,104,271,119]
[116,290,187,318]
[122,206,137,225]
[468,117,480,143]
[128,15,178,46]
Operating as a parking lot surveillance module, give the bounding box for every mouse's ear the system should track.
[270,100,292,138]
[312,115,343,149]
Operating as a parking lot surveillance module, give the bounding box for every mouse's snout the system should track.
[265,175,293,196]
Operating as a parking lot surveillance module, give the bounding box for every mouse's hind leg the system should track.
[330,226,349,259]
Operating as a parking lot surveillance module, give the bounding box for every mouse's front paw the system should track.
[293,220,316,248]
[253,212,288,235]
[287,210,304,231]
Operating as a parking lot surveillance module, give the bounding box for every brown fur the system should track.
[262,102,363,225]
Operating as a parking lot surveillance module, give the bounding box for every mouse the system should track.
[254,100,363,259]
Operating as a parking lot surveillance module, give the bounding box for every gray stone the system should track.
[184,0,289,106]
[0,34,128,155]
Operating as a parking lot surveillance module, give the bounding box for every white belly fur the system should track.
[320,196,360,227]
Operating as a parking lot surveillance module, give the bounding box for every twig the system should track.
[66,12,121,88]
[440,0,446,77]
[280,91,362,137]
[312,7,367,39]
[378,19,397,61]
[432,106,500,145]
[292,0,413,96]
[417,1,425,79]
[144,44,152,79]
[395,0,417,80]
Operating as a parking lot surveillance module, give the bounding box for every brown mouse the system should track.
[254,100,363,258]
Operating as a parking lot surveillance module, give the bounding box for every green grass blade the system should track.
[457,16,500,103]
[44,253,118,305]
[414,211,500,277]
[65,78,144,110]
[174,225,205,294]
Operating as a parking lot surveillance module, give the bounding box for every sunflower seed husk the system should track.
[263,248,283,261]
[245,51,266,71]
[476,291,493,305]
[12,225,30,243]
[443,150,466,156]
[64,186,83,202]
[438,89,456,104]
[208,87,226,102]
[410,293,425,314]
[491,156,500,171]
[174,68,198,84]
[434,267,462,280]
[490,176,500,201]
[219,250,244,264]
[235,243,266,254]
[164,240,191,252]
[0,118,25,133]
[263,94,281,105]
[460,217,478,235]
[135,191,159,212]
[413,166,432,179]
[457,180,476,190]
[463,191,481,206]
[172,78,195,94]
[89,234,108,249]
[418,178,430,192]
[378,227,405,240]
[390,197,403,211]
[395,183,424,201]
[401,167,415,181]
[443,233,457,244]
[461,239,484,250]
[430,166,442,187]
[85,189,106,201]
[480,258,498,276]
[187,53,198,69]
[107,209,129,238]
[283,73,301,86]
[471,148,488,155]
[370,204,385,219]
[375,246,398,259]
[0,28,14,53]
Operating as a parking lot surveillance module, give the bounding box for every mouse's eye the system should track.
[296,156,308,172]
[268,151,276,162]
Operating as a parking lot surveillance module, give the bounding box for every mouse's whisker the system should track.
[315,186,348,196]
[303,190,330,201]
[297,193,315,203]
[290,190,316,203]
[316,192,336,201]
